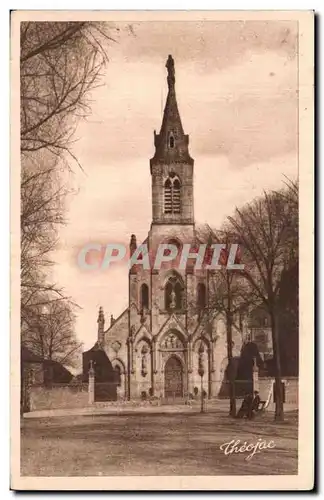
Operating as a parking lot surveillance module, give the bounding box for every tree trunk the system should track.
[226,311,236,417]
[270,307,284,421]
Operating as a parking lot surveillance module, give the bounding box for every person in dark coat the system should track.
[236,392,253,419]
[252,390,261,413]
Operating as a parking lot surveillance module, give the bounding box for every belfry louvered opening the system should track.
[164,176,181,214]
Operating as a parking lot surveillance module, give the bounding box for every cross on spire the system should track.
[166,54,175,89]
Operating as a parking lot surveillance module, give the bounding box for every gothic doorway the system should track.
[164,356,183,398]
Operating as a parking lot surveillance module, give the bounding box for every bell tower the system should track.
[150,55,194,226]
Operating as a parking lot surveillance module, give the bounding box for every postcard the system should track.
[11,10,314,490]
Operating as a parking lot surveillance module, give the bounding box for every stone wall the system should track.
[29,384,89,411]
[258,376,298,405]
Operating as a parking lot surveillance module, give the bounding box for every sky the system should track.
[52,20,298,354]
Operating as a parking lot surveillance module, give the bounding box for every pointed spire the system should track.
[130,234,137,256]
[166,54,175,89]
[97,306,105,323]
[130,234,138,275]
[151,55,193,167]
[97,306,105,344]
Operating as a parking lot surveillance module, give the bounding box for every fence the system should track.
[24,377,298,412]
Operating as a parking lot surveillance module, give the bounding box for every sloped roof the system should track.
[103,308,128,335]
[21,345,43,363]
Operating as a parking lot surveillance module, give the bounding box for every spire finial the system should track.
[97,306,104,322]
[150,55,193,170]
[166,54,175,88]
[130,234,137,256]
[97,306,105,344]
[110,314,115,327]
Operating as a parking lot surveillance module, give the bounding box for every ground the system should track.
[21,410,298,477]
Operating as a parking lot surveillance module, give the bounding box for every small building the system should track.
[21,345,44,413]
[21,344,74,412]
[42,359,73,385]
[82,341,117,401]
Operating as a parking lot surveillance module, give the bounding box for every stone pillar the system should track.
[211,338,216,372]
[123,369,128,400]
[127,337,135,400]
[152,338,157,373]
[88,361,95,405]
[252,357,259,393]
[130,339,135,374]
[151,338,157,395]
[187,339,193,395]
[97,306,105,345]
[155,346,163,398]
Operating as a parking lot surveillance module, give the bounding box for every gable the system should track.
[155,313,187,343]
[104,308,129,342]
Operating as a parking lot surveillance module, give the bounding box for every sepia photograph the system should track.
[11,10,314,490]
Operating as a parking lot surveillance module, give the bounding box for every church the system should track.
[84,55,272,401]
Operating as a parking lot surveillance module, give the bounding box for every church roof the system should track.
[150,55,193,167]
[85,341,106,353]
[103,308,128,335]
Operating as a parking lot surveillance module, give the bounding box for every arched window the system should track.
[165,273,184,311]
[197,283,206,310]
[140,283,149,310]
[173,179,181,213]
[164,178,172,214]
[167,238,181,249]
[114,365,121,387]
[164,176,181,215]
[168,131,175,149]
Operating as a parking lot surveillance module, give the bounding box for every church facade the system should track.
[88,55,271,401]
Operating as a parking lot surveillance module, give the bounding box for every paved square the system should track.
[21,411,298,476]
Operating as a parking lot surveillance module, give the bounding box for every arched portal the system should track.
[164,356,183,398]
[112,358,127,400]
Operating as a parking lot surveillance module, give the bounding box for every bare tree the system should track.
[22,297,82,370]
[199,227,256,417]
[20,22,123,335]
[20,153,68,325]
[228,182,298,421]
[21,21,117,164]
